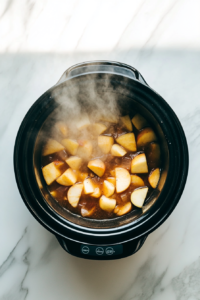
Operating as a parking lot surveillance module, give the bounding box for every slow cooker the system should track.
[14,61,189,260]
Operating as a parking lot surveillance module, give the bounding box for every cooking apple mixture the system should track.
[41,112,161,219]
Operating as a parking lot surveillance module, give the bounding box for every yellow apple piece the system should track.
[148,168,160,188]
[131,153,148,173]
[99,113,118,123]
[91,187,101,198]
[76,140,93,160]
[81,206,95,217]
[42,139,64,156]
[61,139,79,155]
[88,159,105,177]
[106,177,116,186]
[110,169,115,177]
[116,133,137,152]
[42,162,64,185]
[91,123,107,135]
[132,114,148,130]
[67,183,84,207]
[131,175,145,187]
[111,144,127,157]
[137,128,157,147]
[103,180,115,197]
[55,122,68,136]
[56,168,77,186]
[99,196,116,212]
[114,202,132,216]
[75,113,91,130]
[66,156,82,170]
[120,115,133,131]
[115,167,131,193]
[131,187,148,208]
[98,135,114,154]
[83,178,95,194]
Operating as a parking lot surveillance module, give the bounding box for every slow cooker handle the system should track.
[56,60,148,86]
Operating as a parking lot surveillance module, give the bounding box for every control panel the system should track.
[80,244,123,257]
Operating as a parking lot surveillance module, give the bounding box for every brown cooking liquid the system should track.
[41,122,162,219]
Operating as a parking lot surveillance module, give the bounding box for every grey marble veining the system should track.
[1,0,200,299]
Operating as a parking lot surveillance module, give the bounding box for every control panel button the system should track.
[105,247,115,255]
[95,247,104,255]
[81,246,90,254]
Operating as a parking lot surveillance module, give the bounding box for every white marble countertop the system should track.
[0,0,199,299]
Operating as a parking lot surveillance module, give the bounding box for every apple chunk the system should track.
[98,135,114,154]
[114,202,132,216]
[91,123,107,135]
[116,133,137,152]
[106,177,116,186]
[115,167,131,193]
[99,196,116,212]
[42,161,64,185]
[132,114,148,130]
[88,159,105,177]
[66,156,82,170]
[55,122,68,136]
[68,183,83,207]
[103,180,115,197]
[131,153,148,173]
[131,187,148,208]
[111,144,127,157]
[76,140,93,160]
[76,113,91,130]
[42,139,64,156]
[83,178,95,194]
[91,187,101,198]
[137,128,157,147]
[61,139,79,155]
[56,168,77,186]
[81,206,95,217]
[148,168,160,188]
[120,115,133,131]
[131,175,145,187]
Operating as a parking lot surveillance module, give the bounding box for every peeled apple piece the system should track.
[66,156,82,170]
[61,139,79,155]
[148,168,160,188]
[56,168,77,186]
[76,140,93,160]
[81,206,95,217]
[55,122,68,136]
[115,167,131,193]
[42,161,64,185]
[137,128,157,147]
[42,139,64,156]
[83,178,95,194]
[111,144,127,157]
[99,196,116,212]
[131,153,148,173]
[131,175,145,187]
[131,187,148,208]
[91,187,101,198]
[116,133,137,152]
[98,135,114,154]
[91,123,107,135]
[120,115,133,131]
[114,202,132,216]
[106,177,116,186]
[68,183,84,207]
[103,180,115,197]
[88,159,105,177]
[131,114,148,130]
